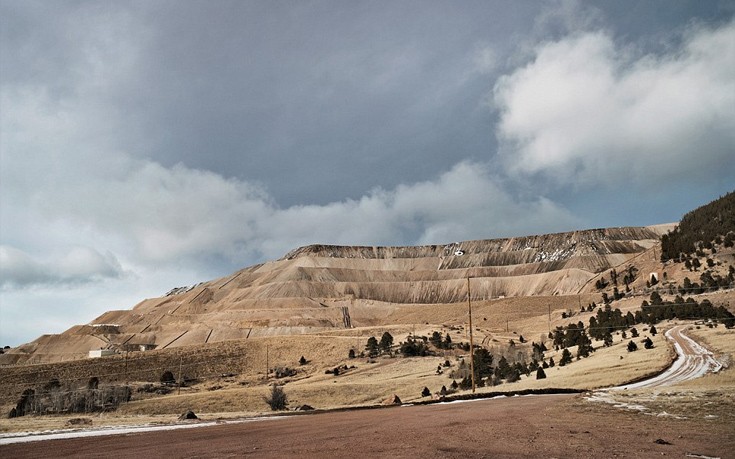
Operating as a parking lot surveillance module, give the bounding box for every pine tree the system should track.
[536,367,547,379]
[561,348,572,365]
[366,336,379,357]
[379,332,394,353]
[627,340,638,352]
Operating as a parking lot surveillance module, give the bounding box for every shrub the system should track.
[421,387,431,397]
[274,366,297,378]
[506,368,521,383]
[264,384,288,411]
[627,340,638,352]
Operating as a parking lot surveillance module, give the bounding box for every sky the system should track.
[1,0,734,346]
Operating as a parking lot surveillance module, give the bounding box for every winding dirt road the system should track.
[614,324,722,391]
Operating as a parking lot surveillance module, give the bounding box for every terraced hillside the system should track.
[2,226,671,364]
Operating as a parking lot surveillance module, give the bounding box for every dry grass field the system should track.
[3,317,725,436]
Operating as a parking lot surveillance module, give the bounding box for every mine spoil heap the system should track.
[2,226,667,364]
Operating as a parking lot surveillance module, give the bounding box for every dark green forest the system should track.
[661,191,735,261]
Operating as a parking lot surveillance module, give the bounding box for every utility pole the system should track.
[177,355,183,396]
[467,277,476,393]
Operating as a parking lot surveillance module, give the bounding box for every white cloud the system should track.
[2,73,580,275]
[493,19,735,188]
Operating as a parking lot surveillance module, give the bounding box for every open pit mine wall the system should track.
[282,227,662,261]
[1,227,663,365]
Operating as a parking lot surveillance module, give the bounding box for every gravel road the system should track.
[614,325,722,390]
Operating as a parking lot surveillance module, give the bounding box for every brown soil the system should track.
[2,394,732,459]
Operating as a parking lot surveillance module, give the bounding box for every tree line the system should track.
[660,190,735,262]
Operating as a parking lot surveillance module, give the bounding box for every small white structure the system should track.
[88,349,116,358]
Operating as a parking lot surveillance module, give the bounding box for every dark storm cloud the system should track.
[1,0,734,346]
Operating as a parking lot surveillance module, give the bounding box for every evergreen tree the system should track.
[561,348,572,365]
[627,340,638,352]
[430,331,443,348]
[379,332,394,353]
[576,333,594,358]
[421,387,431,397]
[494,356,511,379]
[366,336,379,357]
[643,337,654,349]
[536,367,547,380]
[473,348,494,380]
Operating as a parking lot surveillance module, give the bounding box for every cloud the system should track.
[0,245,124,288]
[263,162,580,256]
[3,152,581,275]
[493,19,735,188]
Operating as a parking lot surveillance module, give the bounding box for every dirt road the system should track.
[2,394,733,458]
[614,324,722,390]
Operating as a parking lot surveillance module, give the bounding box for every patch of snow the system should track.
[0,417,283,445]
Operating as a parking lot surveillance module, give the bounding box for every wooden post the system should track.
[177,355,183,396]
[467,277,475,393]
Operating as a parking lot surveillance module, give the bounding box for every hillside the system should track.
[661,190,735,261]
[1,226,671,365]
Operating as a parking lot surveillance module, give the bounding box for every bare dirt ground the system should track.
[2,394,732,458]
